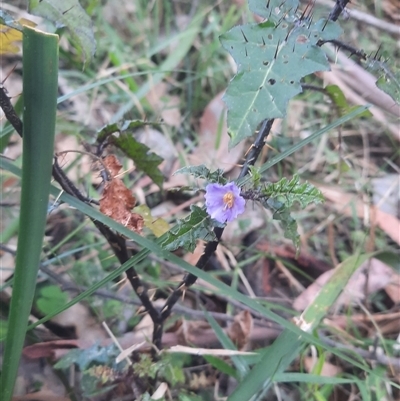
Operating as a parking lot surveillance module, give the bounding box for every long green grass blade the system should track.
[0,26,58,401]
[227,253,372,401]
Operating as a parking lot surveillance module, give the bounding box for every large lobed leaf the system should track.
[28,0,95,63]
[221,1,342,147]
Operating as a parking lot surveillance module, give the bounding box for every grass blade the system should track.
[0,26,58,401]
[227,253,371,401]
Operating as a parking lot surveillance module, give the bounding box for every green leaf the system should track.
[161,206,216,252]
[97,120,164,188]
[203,355,238,379]
[160,354,186,386]
[221,16,342,147]
[258,176,324,249]
[325,85,372,117]
[364,58,400,105]
[36,285,68,315]
[28,0,95,64]
[262,175,324,208]
[228,253,374,401]
[96,120,161,143]
[112,133,164,188]
[81,369,117,397]
[248,0,300,24]
[274,372,356,384]
[134,205,170,237]
[0,26,59,401]
[54,344,117,370]
[375,251,400,273]
[174,164,227,184]
[376,72,400,105]
[265,198,300,249]
[326,84,350,111]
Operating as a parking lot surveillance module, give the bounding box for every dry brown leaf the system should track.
[100,155,144,233]
[23,340,81,360]
[184,240,205,265]
[103,154,123,177]
[372,174,400,217]
[326,311,400,337]
[227,310,253,350]
[293,258,395,311]
[319,184,400,246]
[176,320,212,346]
[189,92,245,173]
[51,302,106,342]
[382,0,400,21]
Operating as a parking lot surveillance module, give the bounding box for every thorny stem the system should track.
[151,0,353,350]
[0,85,23,137]
[318,39,367,60]
[52,156,162,335]
[153,119,275,349]
[328,0,351,22]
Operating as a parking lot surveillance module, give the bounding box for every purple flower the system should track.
[205,182,246,223]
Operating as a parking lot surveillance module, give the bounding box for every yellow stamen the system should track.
[223,192,234,210]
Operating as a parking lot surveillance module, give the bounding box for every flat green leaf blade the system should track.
[221,19,342,147]
[28,0,95,63]
[0,26,58,401]
[111,133,164,188]
[300,253,371,328]
[228,253,374,401]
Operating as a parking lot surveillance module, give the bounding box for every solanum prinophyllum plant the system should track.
[1,0,399,399]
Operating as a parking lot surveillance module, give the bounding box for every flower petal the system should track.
[205,182,245,223]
